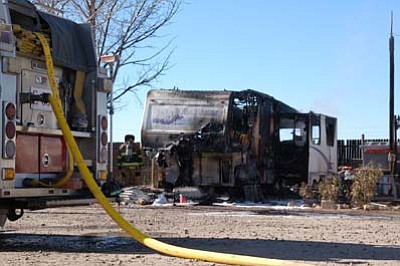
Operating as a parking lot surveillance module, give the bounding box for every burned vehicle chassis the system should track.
[142,89,337,199]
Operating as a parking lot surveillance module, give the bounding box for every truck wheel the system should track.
[7,209,24,222]
[0,209,7,228]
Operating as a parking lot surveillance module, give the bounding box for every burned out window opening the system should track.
[294,121,306,147]
[326,117,336,147]
[231,94,260,155]
[279,128,293,142]
[278,118,294,143]
[232,97,250,132]
[278,117,306,147]
[311,115,321,145]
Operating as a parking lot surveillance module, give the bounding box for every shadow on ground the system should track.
[0,232,399,264]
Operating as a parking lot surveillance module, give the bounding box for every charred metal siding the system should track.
[141,90,231,150]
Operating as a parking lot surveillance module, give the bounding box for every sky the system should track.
[113,0,400,142]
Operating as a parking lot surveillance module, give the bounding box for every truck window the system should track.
[311,117,320,145]
[279,120,306,146]
[294,121,306,147]
[326,117,336,146]
[0,24,13,52]
[279,128,293,142]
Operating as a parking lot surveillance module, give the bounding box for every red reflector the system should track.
[5,122,15,139]
[5,103,16,120]
[101,132,107,146]
[101,116,107,130]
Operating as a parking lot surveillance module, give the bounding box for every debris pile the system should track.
[152,193,172,206]
[118,187,153,205]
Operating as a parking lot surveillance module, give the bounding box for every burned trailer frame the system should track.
[141,89,337,197]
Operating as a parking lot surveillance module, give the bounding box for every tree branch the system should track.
[33,0,181,107]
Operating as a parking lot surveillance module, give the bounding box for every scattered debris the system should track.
[213,200,311,210]
[370,202,389,209]
[119,187,153,205]
[173,187,207,202]
[152,193,172,206]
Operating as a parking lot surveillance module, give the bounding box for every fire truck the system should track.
[0,0,111,226]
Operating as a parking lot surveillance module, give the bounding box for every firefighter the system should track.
[117,135,142,186]
[119,135,135,162]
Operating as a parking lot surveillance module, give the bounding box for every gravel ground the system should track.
[1,203,400,265]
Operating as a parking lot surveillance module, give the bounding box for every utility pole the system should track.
[389,11,397,176]
[390,12,395,153]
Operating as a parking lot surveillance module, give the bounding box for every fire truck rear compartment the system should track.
[0,0,109,215]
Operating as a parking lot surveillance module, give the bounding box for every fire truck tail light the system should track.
[3,102,16,159]
[2,168,14,180]
[100,147,107,163]
[101,116,108,130]
[98,115,108,163]
[5,103,16,120]
[5,122,15,139]
[101,132,107,146]
[5,141,15,158]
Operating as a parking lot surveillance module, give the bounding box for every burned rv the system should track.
[141,89,337,197]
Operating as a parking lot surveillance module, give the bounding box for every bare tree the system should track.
[32,0,180,103]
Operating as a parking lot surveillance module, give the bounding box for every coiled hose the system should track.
[34,32,311,266]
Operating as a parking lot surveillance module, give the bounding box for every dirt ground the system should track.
[1,203,400,266]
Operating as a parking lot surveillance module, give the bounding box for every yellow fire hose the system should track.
[33,32,311,266]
